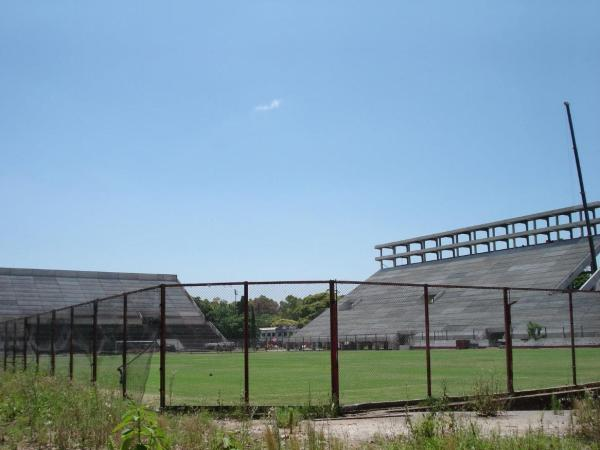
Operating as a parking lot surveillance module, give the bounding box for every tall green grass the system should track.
[0,371,126,449]
[1,370,599,449]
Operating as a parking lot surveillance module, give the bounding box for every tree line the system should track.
[194,292,329,340]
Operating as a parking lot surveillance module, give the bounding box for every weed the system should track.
[573,393,600,442]
[274,407,301,431]
[421,380,450,413]
[0,370,126,449]
[470,375,504,417]
[550,394,565,415]
[110,403,170,450]
[167,370,177,407]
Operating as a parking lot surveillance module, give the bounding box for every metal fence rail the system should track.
[0,279,599,411]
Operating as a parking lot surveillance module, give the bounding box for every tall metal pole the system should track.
[568,291,577,385]
[159,286,166,410]
[243,282,250,407]
[91,301,98,383]
[329,280,340,411]
[122,293,128,398]
[23,318,28,371]
[3,322,7,371]
[423,285,432,397]
[12,321,17,371]
[502,288,514,394]
[69,307,74,381]
[50,311,56,376]
[35,315,40,371]
[564,101,597,273]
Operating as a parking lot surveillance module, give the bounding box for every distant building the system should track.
[259,325,297,344]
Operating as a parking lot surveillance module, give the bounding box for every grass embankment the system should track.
[1,371,600,449]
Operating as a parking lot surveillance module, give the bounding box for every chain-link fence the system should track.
[1,280,599,410]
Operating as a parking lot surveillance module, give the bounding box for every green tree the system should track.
[195,297,243,339]
[250,295,279,315]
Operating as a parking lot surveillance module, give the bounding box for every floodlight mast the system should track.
[564,101,597,273]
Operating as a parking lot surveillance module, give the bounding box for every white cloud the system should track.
[254,99,282,112]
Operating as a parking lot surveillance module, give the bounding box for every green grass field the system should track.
[29,347,600,406]
[143,347,600,406]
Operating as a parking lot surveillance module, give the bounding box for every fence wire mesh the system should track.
[336,282,427,403]
[1,279,600,409]
[572,290,600,385]
[37,312,53,375]
[125,288,160,404]
[511,290,571,391]
[248,282,331,406]
[53,308,71,378]
[430,287,507,398]
[167,284,244,406]
[72,303,94,385]
[96,296,125,394]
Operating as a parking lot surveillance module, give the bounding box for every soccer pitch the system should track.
[139,348,600,406]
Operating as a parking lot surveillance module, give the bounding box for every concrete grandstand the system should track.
[295,202,600,349]
[0,268,225,351]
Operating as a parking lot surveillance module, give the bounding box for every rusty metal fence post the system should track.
[159,285,166,410]
[50,310,56,376]
[69,307,74,381]
[502,288,514,394]
[34,315,40,373]
[329,280,340,410]
[23,318,28,371]
[122,293,128,398]
[12,321,16,371]
[2,322,8,372]
[423,285,432,397]
[568,291,577,385]
[243,281,250,407]
[35,315,40,371]
[92,301,98,383]
[2,322,7,371]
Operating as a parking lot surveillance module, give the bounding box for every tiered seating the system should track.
[297,236,600,347]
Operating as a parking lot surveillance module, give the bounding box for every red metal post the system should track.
[3,322,7,371]
[502,288,514,393]
[122,293,128,398]
[35,315,40,371]
[91,301,97,383]
[568,291,577,385]
[12,321,17,370]
[50,311,56,376]
[329,280,340,410]
[159,286,166,409]
[69,307,74,381]
[243,282,250,406]
[23,318,28,371]
[423,285,432,397]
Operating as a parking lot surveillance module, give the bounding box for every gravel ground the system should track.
[221,410,575,445]
[309,410,574,443]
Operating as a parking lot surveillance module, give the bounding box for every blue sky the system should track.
[1,1,599,282]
